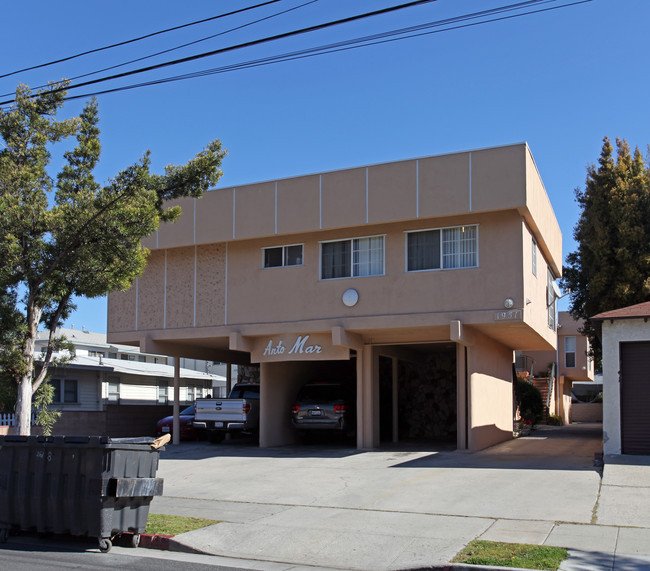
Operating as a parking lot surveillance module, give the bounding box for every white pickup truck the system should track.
[193,383,260,443]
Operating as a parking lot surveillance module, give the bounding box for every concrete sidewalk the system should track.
[150,424,650,570]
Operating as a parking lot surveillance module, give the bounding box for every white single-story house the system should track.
[592,302,650,455]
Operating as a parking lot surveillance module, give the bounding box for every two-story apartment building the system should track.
[107,143,562,451]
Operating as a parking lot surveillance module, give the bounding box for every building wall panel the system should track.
[321,167,367,229]
[418,152,470,217]
[165,246,195,329]
[107,287,137,333]
[137,250,165,331]
[196,243,226,327]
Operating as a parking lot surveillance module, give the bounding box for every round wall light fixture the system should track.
[342,288,359,307]
[503,297,515,309]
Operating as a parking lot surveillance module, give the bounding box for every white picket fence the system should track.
[0,412,37,426]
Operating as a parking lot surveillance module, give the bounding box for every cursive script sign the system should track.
[252,333,349,363]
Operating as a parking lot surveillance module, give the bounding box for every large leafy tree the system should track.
[562,137,650,363]
[0,83,225,435]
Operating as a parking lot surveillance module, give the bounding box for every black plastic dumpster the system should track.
[0,435,165,552]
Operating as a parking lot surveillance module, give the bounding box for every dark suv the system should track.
[291,382,355,438]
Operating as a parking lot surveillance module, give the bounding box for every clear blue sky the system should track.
[2,0,648,333]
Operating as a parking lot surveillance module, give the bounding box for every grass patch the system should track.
[452,540,568,570]
[145,513,221,536]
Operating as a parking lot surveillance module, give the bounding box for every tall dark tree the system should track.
[0,83,226,434]
[562,137,650,363]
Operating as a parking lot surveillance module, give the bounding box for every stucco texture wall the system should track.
[466,327,515,451]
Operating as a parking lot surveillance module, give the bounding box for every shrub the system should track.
[547,414,563,426]
[515,378,544,424]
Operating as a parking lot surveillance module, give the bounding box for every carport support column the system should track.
[173,357,181,446]
[357,345,379,449]
[456,343,468,451]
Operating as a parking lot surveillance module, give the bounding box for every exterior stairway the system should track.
[531,377,552,421]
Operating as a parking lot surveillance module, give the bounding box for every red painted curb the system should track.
[138,533,174,550]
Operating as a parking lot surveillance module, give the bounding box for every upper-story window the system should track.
[263,244,303,268]
[406,225,478,272]
[532,237,537,276]
[547,268,557,331]
[564,336,576,368]
[321,235,385,279]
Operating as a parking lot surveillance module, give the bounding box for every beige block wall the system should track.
[466,327,515,451]
[165,247,195,329]
[571,403,603,423]
[196,243,227,327]
[137,250,165,331]
[108,287,137,333]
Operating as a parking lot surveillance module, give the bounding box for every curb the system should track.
[138,533,173,550]
[136,532,213,556]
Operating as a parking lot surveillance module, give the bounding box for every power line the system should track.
[0,0,439,106]
[0,0,284,80]
[0,0,318,98]
[60,0,594,103]
[1,0,593,107]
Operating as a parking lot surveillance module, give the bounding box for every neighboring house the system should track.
[107,143,563,451]
[592,301,650,456]
[518,311,596,424]
[34,328,226,437]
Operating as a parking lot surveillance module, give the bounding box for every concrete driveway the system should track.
[150,424,609,569]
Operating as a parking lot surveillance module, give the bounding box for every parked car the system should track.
[194,384,261,443]
[291,382,355,440]
[155,405,196,440]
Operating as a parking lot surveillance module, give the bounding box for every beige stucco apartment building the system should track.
[107,143,562,451]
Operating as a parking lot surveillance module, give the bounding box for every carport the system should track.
[377,344,457,446]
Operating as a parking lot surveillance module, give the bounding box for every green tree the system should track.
[562,137,650,363]
[0,83,226,435]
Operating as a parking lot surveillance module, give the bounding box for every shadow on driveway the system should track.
[161,423,603,472]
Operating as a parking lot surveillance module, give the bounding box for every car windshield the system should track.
[231,387,260,399]
[297,384,345,404]
[181,405,195,415]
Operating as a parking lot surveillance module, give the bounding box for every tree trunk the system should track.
[14,374,33,435]
[14,300,42,435]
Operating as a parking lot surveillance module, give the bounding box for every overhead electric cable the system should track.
[0,0,439,105]
[0,0,284,79]
[1,0,318,98]
[54,0,593,103]
[0,0,593,107]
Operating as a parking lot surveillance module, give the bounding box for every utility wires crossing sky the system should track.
[0,0,593,107]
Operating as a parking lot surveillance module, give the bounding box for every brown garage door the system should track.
[621,341,650,455]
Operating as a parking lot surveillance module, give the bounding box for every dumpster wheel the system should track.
[99,537,112,553]
[0,528,8,543]
[131,533,141,548]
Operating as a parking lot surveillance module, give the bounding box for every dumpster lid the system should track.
[0,434,168,450]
